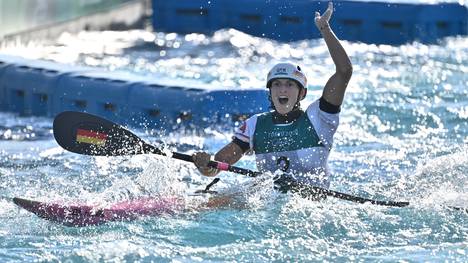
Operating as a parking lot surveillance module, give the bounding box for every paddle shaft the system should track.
[141,142,409,207]
[142,143,262,177]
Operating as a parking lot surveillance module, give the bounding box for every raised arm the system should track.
[315,2,353,107]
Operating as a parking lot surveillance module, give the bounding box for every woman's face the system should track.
[270,79,304,115]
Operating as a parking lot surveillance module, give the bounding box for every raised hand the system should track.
[315,2,333,31]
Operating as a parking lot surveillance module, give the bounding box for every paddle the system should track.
[53,111,259,177]
[52,111,450,209]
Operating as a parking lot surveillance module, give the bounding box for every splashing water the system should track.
[0,29,467,261]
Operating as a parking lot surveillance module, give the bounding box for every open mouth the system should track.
[278,97,289,105]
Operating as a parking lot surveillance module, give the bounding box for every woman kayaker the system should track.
[193,2,352,197]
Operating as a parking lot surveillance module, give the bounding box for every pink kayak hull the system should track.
[13,197,183,227]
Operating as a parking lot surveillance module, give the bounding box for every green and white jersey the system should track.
[234,99,339,188]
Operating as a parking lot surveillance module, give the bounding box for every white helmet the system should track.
[266,62,307,90]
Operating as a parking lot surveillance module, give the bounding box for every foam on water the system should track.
[0,29,467,261]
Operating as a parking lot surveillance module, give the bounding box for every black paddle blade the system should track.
[53,111,155,156]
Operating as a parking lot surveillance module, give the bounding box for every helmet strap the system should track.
[294,92,302,109]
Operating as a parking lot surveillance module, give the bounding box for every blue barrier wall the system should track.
[127,83,269,129]
[199,89,269,123]
[0,55,270,130]
[0,60,10,111]
[0,55,27,111]
[151,0,468,45]
[0,58,88,116]
[152,0,227,34]
[127,82,203,128]
[53,71,136,124]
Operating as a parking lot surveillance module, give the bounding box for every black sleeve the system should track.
[232,137,250,153]
[319,97,341,114]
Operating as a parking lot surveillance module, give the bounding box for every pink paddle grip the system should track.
[216,162,229,171]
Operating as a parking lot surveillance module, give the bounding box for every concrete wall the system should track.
[0,0,150,43]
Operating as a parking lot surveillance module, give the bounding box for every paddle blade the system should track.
[53,111,152,156]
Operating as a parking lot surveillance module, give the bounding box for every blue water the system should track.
[1,29,467,262]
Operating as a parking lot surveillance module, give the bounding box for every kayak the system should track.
[13,196,184,227]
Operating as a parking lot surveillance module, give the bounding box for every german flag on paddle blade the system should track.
[76,129,107,146]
